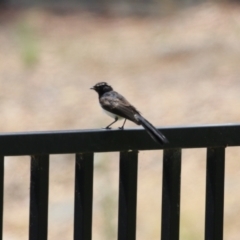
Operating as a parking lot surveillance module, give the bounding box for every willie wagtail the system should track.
[91,82,168,145]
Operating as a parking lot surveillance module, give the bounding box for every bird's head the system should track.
[90,82,113,95]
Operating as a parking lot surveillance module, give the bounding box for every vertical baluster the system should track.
[74,153,94,240]
[161,149,182,240]
[205,147,225,240]
[0,156,4,240]
[118,151,138,240]
[29,155,49,240]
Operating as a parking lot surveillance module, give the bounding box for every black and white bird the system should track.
[91,82,168,145]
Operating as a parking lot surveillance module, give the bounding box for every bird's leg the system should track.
[119,119,127,130]
[105,117,118,129]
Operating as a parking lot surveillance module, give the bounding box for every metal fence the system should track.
[0,123,239,240]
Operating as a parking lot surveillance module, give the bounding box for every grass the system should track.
[16,21,40,67]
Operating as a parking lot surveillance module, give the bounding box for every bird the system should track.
[90,82,168,145]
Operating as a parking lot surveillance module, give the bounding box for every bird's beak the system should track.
[90,87,94,90]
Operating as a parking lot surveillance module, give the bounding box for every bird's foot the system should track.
[118,127,124,130]
[103,127,111,130]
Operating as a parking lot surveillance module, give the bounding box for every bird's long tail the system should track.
[134,114,169,145]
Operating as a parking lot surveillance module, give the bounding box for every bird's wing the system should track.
[100,91,140,124]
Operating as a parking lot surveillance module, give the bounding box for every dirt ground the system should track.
[1,2,240,240]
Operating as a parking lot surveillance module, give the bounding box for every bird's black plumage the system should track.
[91,82,168,145]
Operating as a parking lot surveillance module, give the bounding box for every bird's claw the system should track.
[103,127,111,130]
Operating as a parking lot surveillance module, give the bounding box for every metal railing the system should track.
[0,123,240,240]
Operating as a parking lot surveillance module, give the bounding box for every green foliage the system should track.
[180,216,203,240]
[17,21,40,67]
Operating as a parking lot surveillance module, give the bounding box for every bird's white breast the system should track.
[102,109,123,120]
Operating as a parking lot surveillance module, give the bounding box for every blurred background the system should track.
[1,0,240,239]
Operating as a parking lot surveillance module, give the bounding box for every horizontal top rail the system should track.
[0,123,239,156]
